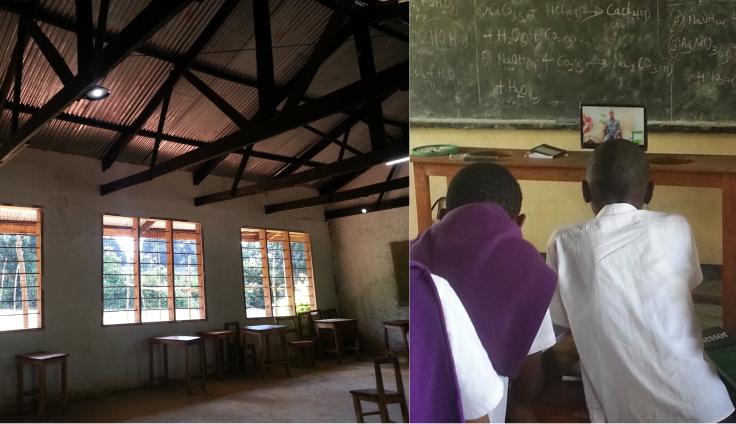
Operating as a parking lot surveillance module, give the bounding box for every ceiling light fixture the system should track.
[85,84,110,101]
[385,156,409,166]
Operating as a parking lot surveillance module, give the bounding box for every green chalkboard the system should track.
[410,0,736,129]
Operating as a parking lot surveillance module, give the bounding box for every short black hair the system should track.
[586,139,650,204]
[446,162,522,217]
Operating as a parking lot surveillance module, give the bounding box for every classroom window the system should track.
[102,215,206,325]
[241,228,317,318]
[0,206,42,332]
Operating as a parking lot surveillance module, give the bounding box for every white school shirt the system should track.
[546,203,734,423]
[432,273,556,422]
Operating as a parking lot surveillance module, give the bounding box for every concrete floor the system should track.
[4,359,409,423]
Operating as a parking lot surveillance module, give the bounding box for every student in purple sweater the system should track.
[410,163,557,422]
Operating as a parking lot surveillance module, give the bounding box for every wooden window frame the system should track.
[241,227,317,318]
[0,205,44,334]
[101,214,207,327]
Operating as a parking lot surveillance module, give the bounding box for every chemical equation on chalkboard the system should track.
[411,18,470,50]
[492,79,542,105]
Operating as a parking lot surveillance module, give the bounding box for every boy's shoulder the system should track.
[550,209,691,243]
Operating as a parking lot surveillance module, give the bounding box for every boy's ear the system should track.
[582,180,592,203]
[644,181,654,204]
[516,213,526,228]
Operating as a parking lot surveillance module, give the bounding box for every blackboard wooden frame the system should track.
[409,118,736,134]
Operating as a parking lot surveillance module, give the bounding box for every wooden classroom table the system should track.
[412,148,736,334]
[241,324,290,379]
[16,351,68,420]
[314,318,361,363]
[149,336,206,395]
[196,330,239,379]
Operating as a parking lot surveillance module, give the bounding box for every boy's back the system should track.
[548,203,733,422]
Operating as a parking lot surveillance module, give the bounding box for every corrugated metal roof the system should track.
[0,0,408,206]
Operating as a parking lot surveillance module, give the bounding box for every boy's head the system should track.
[446,162,525,226]
[583,139,654,214]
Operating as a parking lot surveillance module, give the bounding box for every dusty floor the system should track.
[4,358,409,423]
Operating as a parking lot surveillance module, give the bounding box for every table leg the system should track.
[38,365,46,420]
[281,331,290,376]
[61,359,67,413]
[413,163,433,234]
[234,336,241,375]
[265,334,271,372]
[258,334,266,380]
[163,345,169,383]
[723,175,736,335]
[334,327,342,364]
[384,326,391,356]
[185,345,192,396]
[16,361,23,414]
[149,342,154,387]
[200,341,207,391]
[215,338,223,380]
[355,327,362,360]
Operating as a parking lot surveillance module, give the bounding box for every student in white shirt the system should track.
[546,139,735,422]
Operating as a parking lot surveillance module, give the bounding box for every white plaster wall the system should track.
[329,207,409,355]
[0,148,338,410]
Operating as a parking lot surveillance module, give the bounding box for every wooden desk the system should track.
[197,330,239,379]
[149,336,206,395]
[241,325,290,379]
[16,352,68,420]
[314,318,360,363]
[383,320,409,357]
[412,148,736,334]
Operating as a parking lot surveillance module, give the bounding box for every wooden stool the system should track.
[383,320,409,357]
[350,356,408,423]
[149,336,206,395]
[197,330,239,379]
[241,325,290,379]
[16,352,68,420]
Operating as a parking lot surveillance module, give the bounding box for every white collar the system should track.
[596,203,638,218]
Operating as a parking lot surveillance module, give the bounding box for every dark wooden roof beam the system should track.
[282,0,353,112]
[194,143,406,206]
[325,196,408,219]
[21,16,73,85]
[75,0,93,75]
[265,176,408,213]
[376,163,398,206]
[3,101,326,168]
[101,0,237,171]
[253,0,276,116]
[100,59,408,195]
[101,70,179,170]
[149,82,172,173]
[353,1,408,23]
[0,0,195,165]
[0,1,258,89]
[352,16,386,150]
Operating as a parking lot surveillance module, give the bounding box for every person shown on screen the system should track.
[603,110,621,142]
[546,140,734,422]
[410,163,557,423]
